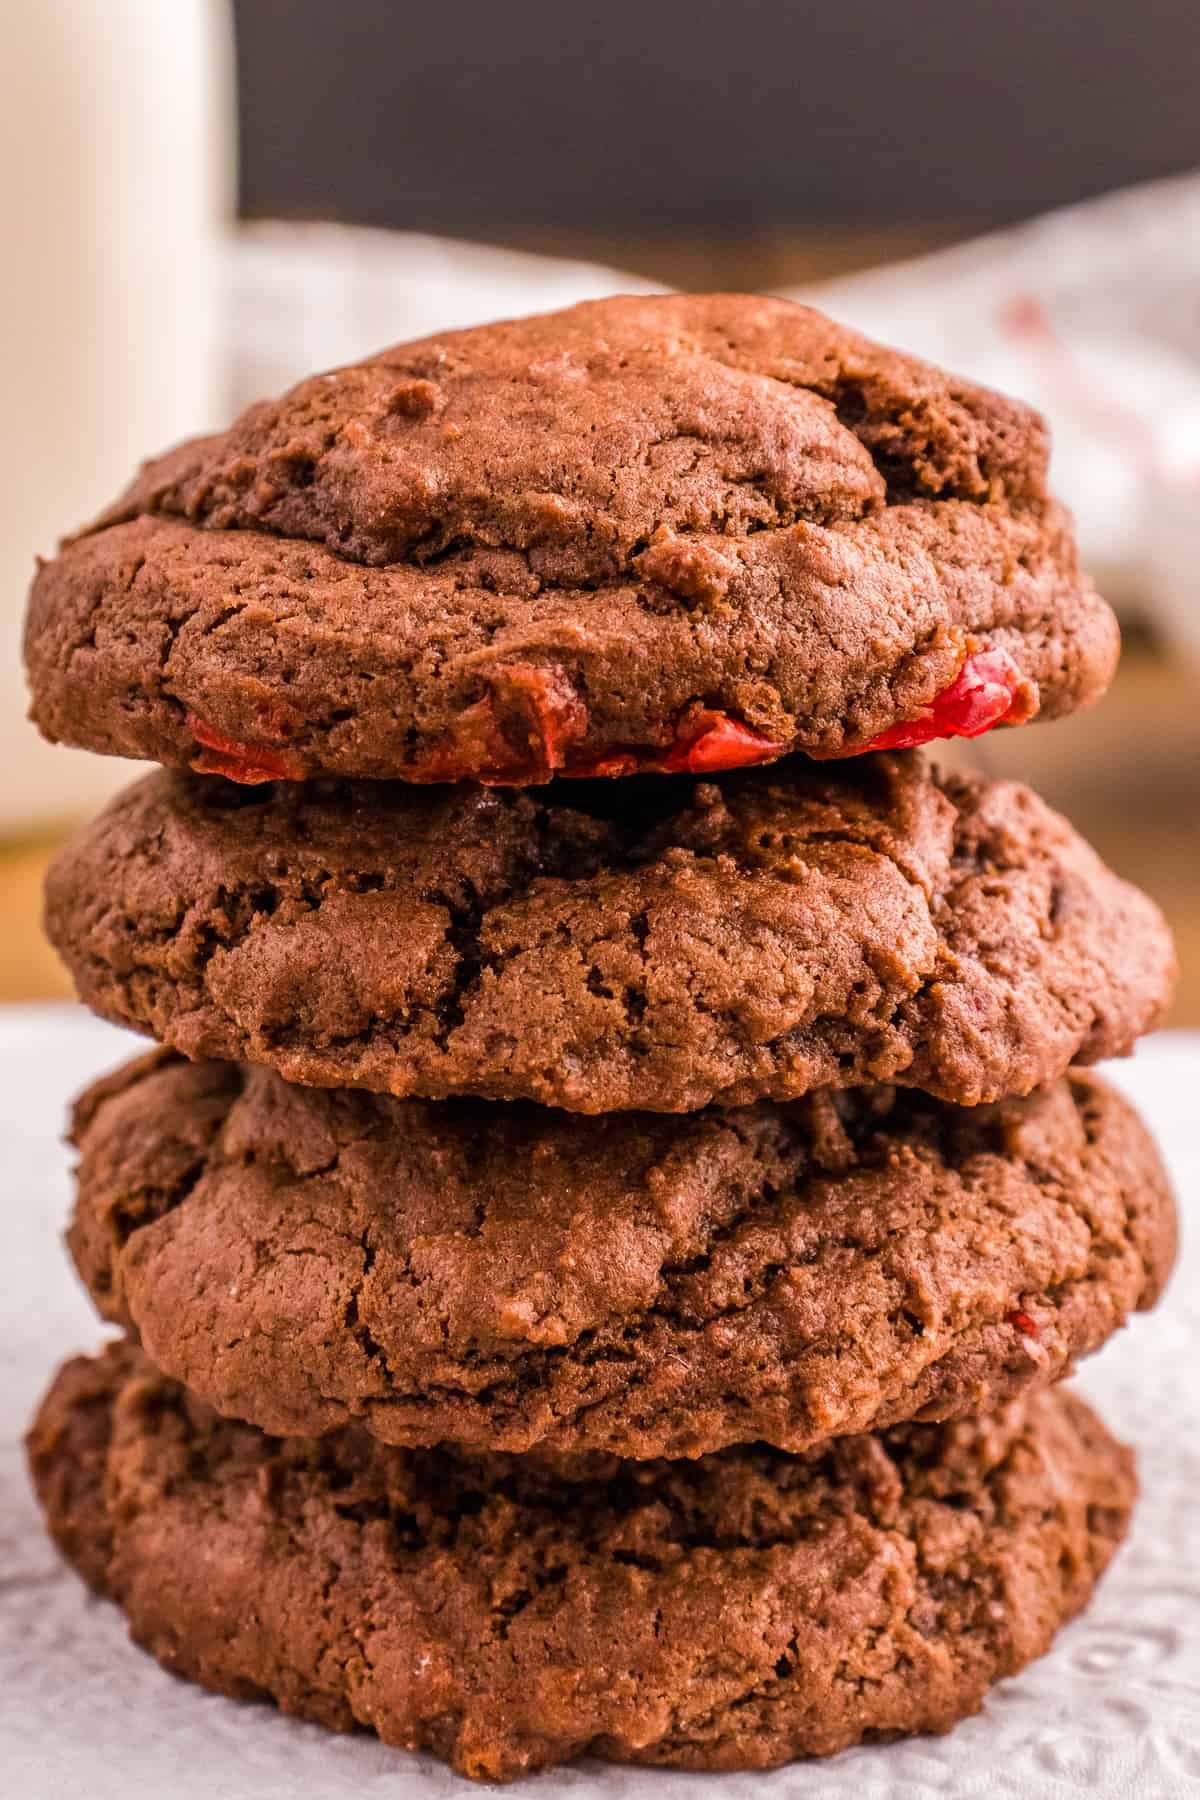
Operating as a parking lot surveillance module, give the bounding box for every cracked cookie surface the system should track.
[25,295,1117,783]
[68,1053,1174,1458]
[44,752,1176,1112]
[28,1344,1135,1781]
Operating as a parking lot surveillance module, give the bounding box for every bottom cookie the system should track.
[28,1343,1133,1783]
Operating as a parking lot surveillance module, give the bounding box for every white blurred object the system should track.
[0,0,234,830]
[225,222,660,408]
[793,171,1200,663]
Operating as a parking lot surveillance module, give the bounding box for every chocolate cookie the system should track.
[25,295,1117,784]
[69,1052,1174,1459]
[45,753,1175,1112]
[28,1344,1135,1781]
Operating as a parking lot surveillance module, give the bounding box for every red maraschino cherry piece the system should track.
[470,667,589,785]
[187,714,305,783]
[565,750,642,780]
[858,646,1029,753]
[659,710,786,775]
[512,667,587,776]
[1006,1308,1039,1337]
[561,708,785,780]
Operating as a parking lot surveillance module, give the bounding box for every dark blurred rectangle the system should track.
[234,0,1199,238]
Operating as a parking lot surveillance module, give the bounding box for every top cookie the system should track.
[25,295,1116,785]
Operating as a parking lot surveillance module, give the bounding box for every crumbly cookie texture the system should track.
[69,1053,1174,1459]
[25,295,1117,783]
[28,1346,1135,1782]
[44,753,1176,1113]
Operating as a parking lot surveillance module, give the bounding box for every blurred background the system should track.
[2,0,1197,1017]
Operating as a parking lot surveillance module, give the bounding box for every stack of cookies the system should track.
[23,297,1178,1782]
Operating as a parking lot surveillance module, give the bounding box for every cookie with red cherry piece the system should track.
[43,752,1175,1113]
[27,1343,1135,1781]
[67,1051,1174,1459]
[24,294,1117,785]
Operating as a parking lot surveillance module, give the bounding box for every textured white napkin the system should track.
[3,1005,1199,1799]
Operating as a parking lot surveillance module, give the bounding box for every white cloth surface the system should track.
[2,1005,1198,1799]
